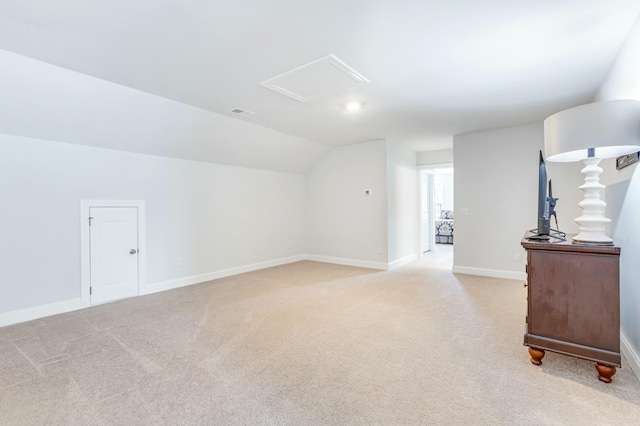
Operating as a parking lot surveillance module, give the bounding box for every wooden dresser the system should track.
[521,232,621,382]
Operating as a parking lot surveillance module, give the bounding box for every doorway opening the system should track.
[419,166,454,261]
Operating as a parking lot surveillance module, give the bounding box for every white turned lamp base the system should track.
[543,101,640,244]
[572,157,613,245]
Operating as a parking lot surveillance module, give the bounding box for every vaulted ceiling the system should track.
[0,1,639,171]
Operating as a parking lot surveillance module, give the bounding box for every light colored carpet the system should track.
[1,255,639,425]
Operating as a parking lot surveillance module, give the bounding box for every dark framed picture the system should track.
[616,151,639,170]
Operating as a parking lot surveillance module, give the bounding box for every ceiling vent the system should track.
[260,54,370,102]
[228,108,255,117]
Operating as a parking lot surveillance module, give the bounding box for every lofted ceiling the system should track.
[0,1,639,157]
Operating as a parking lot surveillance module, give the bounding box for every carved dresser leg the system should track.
[528,347,545,365]
[595,363,616,383]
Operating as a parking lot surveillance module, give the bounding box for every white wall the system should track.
[594,14,640,375]
[0,49,329,175]
[416,149,453,166]
[452,123,582,279]
[0,134,306,314]
[306,140,388,269]
[387,142,419,267]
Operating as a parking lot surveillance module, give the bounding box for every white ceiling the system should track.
[0,0,639,155]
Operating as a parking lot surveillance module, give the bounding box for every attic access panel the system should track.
[260,54,369,102]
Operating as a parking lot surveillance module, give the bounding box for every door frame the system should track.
[418,163,453,256]
[80,200,146,307]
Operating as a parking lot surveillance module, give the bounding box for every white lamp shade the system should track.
[544,100,640,162]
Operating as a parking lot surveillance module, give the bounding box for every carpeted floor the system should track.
[1,254,639,425]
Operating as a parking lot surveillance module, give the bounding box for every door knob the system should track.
[130,249,137,254]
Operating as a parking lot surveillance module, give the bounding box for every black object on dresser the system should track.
[521,232,621,382]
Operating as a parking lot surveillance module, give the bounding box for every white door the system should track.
[89,207,139,305]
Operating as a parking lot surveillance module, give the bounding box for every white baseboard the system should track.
[0,298,83,328]
[0,256,307,328]
[2,254,391,327]
[143,254,307,295]
[388,253,419,270]
[452,265,526,281]
[305,254,388,270]
[621,330,640,383]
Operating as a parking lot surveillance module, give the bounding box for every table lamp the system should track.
[544,99,640,245]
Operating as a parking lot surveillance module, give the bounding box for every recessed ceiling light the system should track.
[344,101,362,111]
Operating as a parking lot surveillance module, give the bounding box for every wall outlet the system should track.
[177,257,184,267]
[461,207,470,215]
[364,189,372,196]
[514,253,522,262]
[377,247,383,254]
